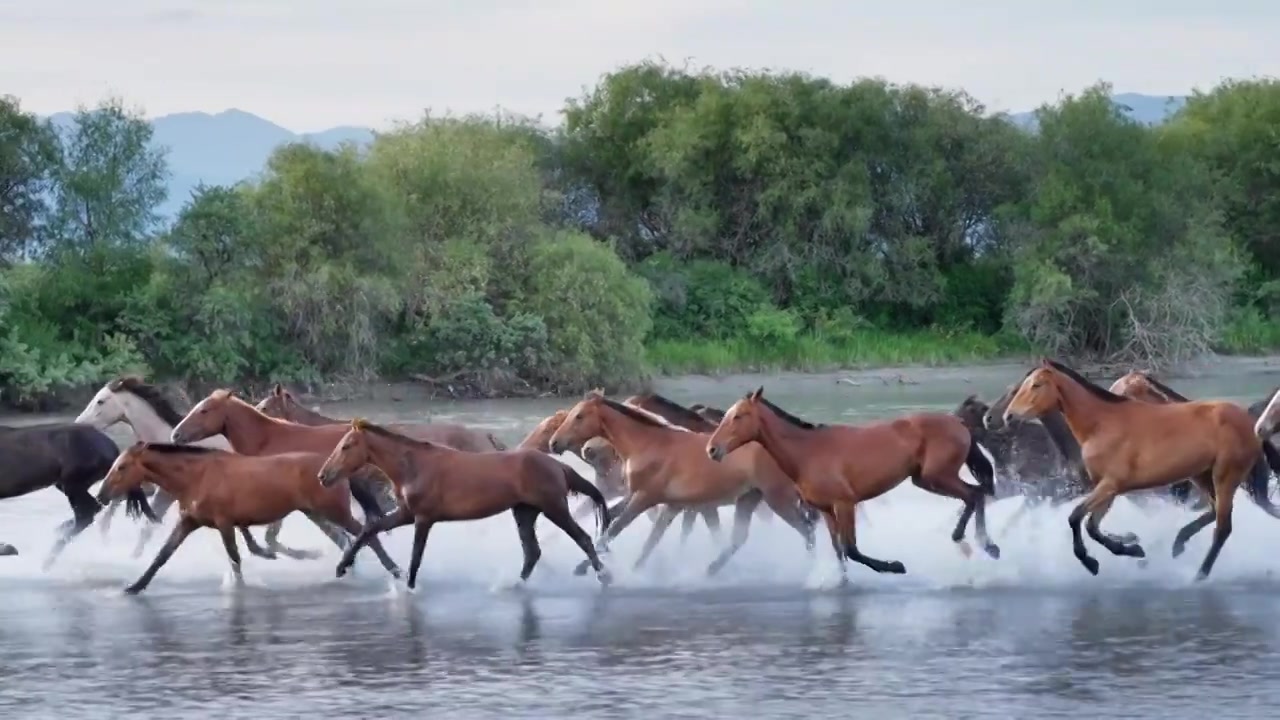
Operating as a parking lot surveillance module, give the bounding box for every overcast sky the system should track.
[3,0,1277,132]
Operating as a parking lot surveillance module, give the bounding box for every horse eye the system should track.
[96,399,105,405]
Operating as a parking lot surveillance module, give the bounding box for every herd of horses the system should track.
[3,358,1280,594]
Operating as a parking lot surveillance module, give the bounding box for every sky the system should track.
[3,0,1279,132]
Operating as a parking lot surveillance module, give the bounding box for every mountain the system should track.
[1006,92,1188,130]
[45,108,376,220]
[43,93,1187,223]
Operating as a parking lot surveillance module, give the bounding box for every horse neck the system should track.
[753,409,811,480]
[518,423,554,450]
[1038,411,1083,462]
[291,403,338,425]
[1050,375,1113,445]
[365,432,432,490]
[221,402,287,454]
[138,454,201,499]
[120,395,181,443]
[597,407,679,461]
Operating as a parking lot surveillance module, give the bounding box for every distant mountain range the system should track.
[42,93,1189,222]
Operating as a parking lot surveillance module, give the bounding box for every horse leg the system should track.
[43,485,104,571]
[98,496,122,538]
[238,524,279,560]
[1084,494,1145,559]
[130,489,181,558]
[218,526,245,585]
[819,508,849,583]
[336,505,415,578]
[706,490,763,576]
[759,488,817,552]
[835,502,906,574]
[311,509,402,579]
[678,510,698,545]
[632,505,680,571]
[700,507,723,543]
[1193,459,1247,581]
[912,472,999,560]
[1172,473,1217,558]
[125,517,198,594]
[541,498,611,585]
[1066,484,1117,576]
[513,504,544,582]
[572,494,653,576]
[405,520,433,589]
[262,519,327,561]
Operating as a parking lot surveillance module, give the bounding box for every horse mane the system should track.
[601,398,691,432]
[109,376,187,427]
[629,392,713,428]
[1138,372,1191,402]
[138,442,227,456]
[757,396,826,429]
[358,420,440,449]
[1045,359,1127,404]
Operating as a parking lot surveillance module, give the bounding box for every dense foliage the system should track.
[3,67,1280,408]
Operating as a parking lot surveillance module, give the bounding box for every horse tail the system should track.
[563,466,612,536]
[1243,441,1280,517]
[487,432,507,451]
[965,437,996,497]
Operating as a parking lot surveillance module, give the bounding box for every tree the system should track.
[0,96,59,261]
[48,97,168,252]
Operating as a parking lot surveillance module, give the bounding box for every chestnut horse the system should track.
[1111,371,1280,512]
[549,391,817,576]
[317,419,613,590]
[97,442,401,594]
[705,387,998,580]
[1001,359,1261,579]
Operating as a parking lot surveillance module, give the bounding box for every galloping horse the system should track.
[75,376,329,560]
[549,391,816,576]
[317,419,613,590]
[0,422,127,565]
[705,387,998,581]
[96,443,402,594]
[1001,359,1262,579]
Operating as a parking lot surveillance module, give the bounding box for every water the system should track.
[5,360,1280,718]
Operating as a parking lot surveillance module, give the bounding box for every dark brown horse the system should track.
[705,387,998,581]
[317,419,613,590]
[97,442,402,594]
[1001,359,1262,579]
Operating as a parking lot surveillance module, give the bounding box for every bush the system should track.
[638,254,772,340]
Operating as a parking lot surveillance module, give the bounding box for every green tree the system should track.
[48,97,168,252]
[0,96,60,261]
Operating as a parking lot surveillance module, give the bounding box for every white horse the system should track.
[74,377,340,559]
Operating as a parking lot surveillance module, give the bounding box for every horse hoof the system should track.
[885,561,907,574]
[1126,544,1146,559]
[123,585,144,596]
[389,568,403,580]
[1081,556,1100,576]
[573,562,590,577]
[0,544,17,557]
[983,544,1001,560]
[335,565,351,578]
[597,569,613,587]
[1137,558,1149,570]
[1194,570,1210,583]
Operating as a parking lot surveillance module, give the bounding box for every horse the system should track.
[95,442,402,594]
[1256,386,1280,441]
[1000,359,1262,579]
[317,418,613,590]
[75,376,329,560]
[549,390,817,577]
[0,421,130,566]
[580,437,627,497]
[689,403,726,424]
[705,387,999,581]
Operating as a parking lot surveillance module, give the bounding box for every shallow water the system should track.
[5,361,1280,718]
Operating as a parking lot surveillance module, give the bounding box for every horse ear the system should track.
[351,417,369,431]
[748,386,764,401]
[272,383,284,396]
[585,388,604,400]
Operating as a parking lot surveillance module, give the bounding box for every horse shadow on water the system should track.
[0,421,146,564]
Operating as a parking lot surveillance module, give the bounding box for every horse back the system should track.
[387,422,498,453]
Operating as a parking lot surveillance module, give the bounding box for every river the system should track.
[4,360,1280,718]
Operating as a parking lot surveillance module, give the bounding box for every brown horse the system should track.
[96,442,401,594]
[317,419,613,589]
[581,437,627,497]
[705,387,998,580]
[1001,359,1261,579]
[549,391,817,576]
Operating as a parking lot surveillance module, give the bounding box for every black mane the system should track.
[757,396,826,429]
[1045,360,1128,404]
[110,376,188,426]
[631,393,715,428]
[603,398,681,430]
[138,442,227,455]
[1139,373,1191,403]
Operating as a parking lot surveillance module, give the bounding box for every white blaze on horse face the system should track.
[1256,389,1280,439]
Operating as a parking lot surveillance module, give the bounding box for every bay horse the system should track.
[96,442,401,594]
[0,422,129,566]
[1109,371,1280,513]
[705,387,998,580]
[1001,359,1261,579]
[75,376,327,560]
[316,419,613,590]
[549,391,817,576]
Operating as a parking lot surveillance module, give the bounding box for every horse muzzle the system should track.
[707,445,725,462]
[169,428,188,444]
[317,469,339,487]
[549,439,568,455]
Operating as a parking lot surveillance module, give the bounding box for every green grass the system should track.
[645,328,1024,375]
